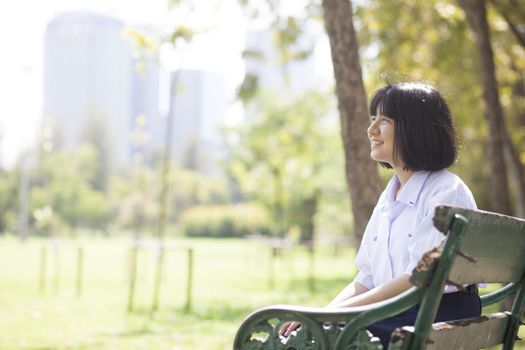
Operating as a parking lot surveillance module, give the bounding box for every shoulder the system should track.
[421,170,477,209]
[425,169,469,190]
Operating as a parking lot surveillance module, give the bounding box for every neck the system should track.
[394,166,414,189]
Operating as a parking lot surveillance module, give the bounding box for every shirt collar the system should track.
[380,171,431,210]
[396,171,431,206]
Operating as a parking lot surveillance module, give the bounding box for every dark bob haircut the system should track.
[369,82,458,171]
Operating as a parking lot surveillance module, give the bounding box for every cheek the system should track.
[379,126,391,139]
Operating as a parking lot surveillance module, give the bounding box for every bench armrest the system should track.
[480,282,519,307]
[233,287,424,350]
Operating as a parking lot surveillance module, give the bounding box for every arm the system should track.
[280,277,411,337]
[326,281,370,307]
[280,280,369,337]
[329,275,412,308]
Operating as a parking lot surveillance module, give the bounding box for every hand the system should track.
[279,321,301,337]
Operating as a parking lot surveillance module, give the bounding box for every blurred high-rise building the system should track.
[244,29,319,95]
[43,11,159,167]
[166,69,226,176]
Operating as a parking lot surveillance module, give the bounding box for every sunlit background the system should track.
[0,0,524,349]
[0,0,333,168]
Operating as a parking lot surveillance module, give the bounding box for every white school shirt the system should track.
[354,169,477,292]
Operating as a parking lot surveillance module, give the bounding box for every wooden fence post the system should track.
[76,246,83,297]
[308,242,315,291]
[39,246,47,294]
[127,245,138,312]
[53,244,60,294]
[151,244,165,312]
[185,248,193,311]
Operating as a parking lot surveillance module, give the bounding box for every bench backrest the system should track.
[395,205,525,349]
[433,205,525,285]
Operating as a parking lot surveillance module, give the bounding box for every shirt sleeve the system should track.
[354,240,374,290]
[403,182,477,275]
[353,208,379,290]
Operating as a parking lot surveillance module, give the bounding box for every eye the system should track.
[370,115,377,122]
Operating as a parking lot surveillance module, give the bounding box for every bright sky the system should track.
[0,0,251,168]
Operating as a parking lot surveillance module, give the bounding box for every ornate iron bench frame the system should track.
[233,205,525,349]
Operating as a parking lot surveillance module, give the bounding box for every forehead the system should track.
[371,99,389,118]
[369,88,390,117]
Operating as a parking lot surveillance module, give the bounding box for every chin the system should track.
[370,153,382,162]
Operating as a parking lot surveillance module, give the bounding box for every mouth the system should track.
[370,140,384,146]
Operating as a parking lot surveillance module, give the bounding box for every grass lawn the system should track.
[0,235,523,349]
[0,236,357,349]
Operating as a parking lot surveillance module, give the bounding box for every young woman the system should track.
[280,82,481,347]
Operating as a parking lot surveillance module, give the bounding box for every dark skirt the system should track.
[367,290,482,349]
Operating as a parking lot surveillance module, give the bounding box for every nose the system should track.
[367,119,379,137]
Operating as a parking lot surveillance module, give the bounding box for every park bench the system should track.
[233,205,525,349]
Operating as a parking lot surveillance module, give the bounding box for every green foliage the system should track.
[29,145,109,233]
[110,164,230,236]
[179,203,271,238]
[225,89,350,239]
[0,170,18,233]
[237,73,259,103]
[236,1,319,102]
[354,0,519,211]
[109,166,159,235]
[0,136,231,236]
[166,25,194,46]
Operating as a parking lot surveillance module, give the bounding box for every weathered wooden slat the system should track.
[448,257,524,284]
[433,206,525,284]
[425,312,510,350]
[388,313,510,350]
[433,206,525,234]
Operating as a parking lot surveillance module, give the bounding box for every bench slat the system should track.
[448,257,524,284]
[427,312,510,350]
[434,206,525,284]
[389,312,510,350]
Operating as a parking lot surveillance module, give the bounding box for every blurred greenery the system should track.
[358,0,525,213]
[0,144,231,238]
[0,0,522,239]
[0,236,523,349]
[237,0,525,215]
[0,0,524,348]
[180,203,271,237]
[29,145,109,234]
[0,236,358,350]
[224,90,351,240]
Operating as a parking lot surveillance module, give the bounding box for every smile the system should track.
[371,140,384,146]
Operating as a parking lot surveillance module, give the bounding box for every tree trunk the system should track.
[490,0,525,47]
[511,64,525,127]
[456,0,513,215]
[502,127,525,218]
[506,63,525,217]
[300,193,318,243]
[321,0,382,246]
[492,2,525,217]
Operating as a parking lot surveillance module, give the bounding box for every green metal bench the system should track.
[233,205,525,349]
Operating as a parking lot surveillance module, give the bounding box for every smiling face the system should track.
[368,83,458,172]
[367,112,398,168]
